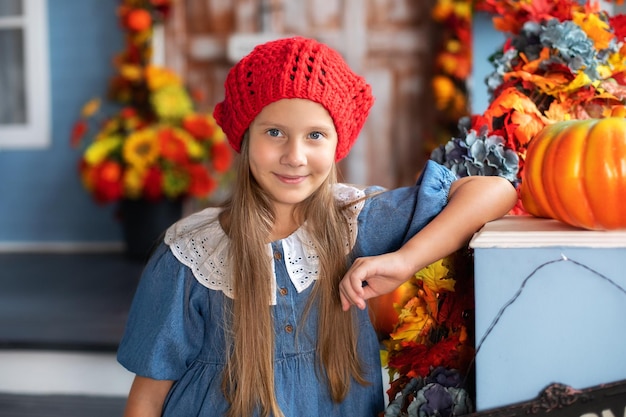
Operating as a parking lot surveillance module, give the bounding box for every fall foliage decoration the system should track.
[374,251,476,417]
[432,0,626,216]
[382,1,626,416]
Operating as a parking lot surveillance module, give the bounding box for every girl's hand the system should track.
[339,175,518,312]
[339,252,415,311]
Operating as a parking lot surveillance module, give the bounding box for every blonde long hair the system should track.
[219,137,369,417]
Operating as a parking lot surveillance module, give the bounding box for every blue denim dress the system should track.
[117,160,456,417]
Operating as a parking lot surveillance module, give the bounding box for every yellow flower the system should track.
[452,1,471,20]
[212,123,226,144]
[431,0,453,22]
[146,65,181,91]
[432,75,456,110]
[607,52,626,74]
[84,136,122,165]
[174,127,204,159]
[123,165,146,199]
[446,39,461,54]
[120,64,143,82]
[123,128,160,168]
[151,85,194,120]
[415,258,454,293]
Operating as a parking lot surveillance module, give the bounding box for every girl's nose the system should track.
[281,139,306,167]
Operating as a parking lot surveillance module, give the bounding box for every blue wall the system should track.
[0,0,124,245]
[471,12,506,115]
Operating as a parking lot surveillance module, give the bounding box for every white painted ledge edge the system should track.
[470,215,626,248]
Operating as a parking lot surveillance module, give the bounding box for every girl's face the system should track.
[248,98,338,215]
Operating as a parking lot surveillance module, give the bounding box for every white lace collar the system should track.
[164,184,366,304]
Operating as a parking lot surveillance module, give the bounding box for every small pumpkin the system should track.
[520,117,626,230]
[367,280,415,338]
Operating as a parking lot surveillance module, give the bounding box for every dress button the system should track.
[285,324,293,333]
[279,287,288,296]
[273,251,282,260]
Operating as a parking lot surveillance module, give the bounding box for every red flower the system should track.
[143,167,163,201]
[159,128,189,164]
[125,9,152,32]
[183,115,214,140]
[187,164,217,197]
[70,120,88,147]
[92,161,124,204]
[120,107,137,119]
[211,142,233,173]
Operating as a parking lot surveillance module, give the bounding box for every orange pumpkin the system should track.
[520,117,626,230]
[367,281,415,337]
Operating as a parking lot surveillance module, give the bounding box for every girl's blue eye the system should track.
[267,128,282,137]
[309,131,323,140]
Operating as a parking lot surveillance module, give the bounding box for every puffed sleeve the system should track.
[352,160,457,257]
[117,242,206,380]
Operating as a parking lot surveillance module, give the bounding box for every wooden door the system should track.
[164,0,436,189]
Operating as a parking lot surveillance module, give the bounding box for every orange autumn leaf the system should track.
[550,71,592,94]
[510,112,547,146]
[486,87,546,121]
[491,15,521,34]
[504,70,571,95]
[543,101,572,122]
[573,11,613,50]
[518,47,551,74]
[390,297,434,345]
[419,286,440,321]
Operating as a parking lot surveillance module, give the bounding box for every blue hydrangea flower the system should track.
[430,121,519,185]
[539,19,598,78]
[407,383,472,417]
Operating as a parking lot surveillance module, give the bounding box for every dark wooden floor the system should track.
[0,252,145,351]
[0,252,143,416]
[0,393,126,417]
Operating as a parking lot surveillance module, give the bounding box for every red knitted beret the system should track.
[213,36,374,161]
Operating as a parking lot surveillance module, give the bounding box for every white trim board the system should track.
[0,351,133,397]
[470,216,626,249]
[0,241,125,253]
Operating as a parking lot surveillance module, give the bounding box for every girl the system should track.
[117,36,518,417]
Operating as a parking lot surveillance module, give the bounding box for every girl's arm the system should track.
[123,375,174,417]
[339,175,518,311]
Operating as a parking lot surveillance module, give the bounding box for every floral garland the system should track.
[428,0,474,158]
[71,0,232,204]
[379,1,626,416]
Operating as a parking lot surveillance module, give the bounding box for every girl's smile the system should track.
[275,174,307,184]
